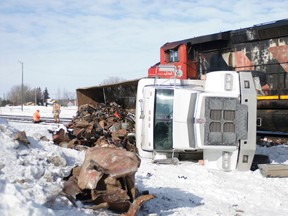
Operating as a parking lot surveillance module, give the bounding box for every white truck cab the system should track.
[135,70,257,171]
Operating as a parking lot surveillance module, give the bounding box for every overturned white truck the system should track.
[135,70,257,171]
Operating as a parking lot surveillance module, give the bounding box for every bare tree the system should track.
[25,87,36,103]
[62,88,75,101]
[6,85,45,105]
[56,88,61,101]
[5,84,77,106]
[7,84,31,105]
[53,88,76,105]
[100,76,126,85]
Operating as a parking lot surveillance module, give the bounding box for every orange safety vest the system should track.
[33,111,40,121]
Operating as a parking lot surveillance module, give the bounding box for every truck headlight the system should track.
[222,151,231,171]
[225,73,233,91]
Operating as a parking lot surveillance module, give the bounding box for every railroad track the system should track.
[1,114,287,146]
[0,114,72,124]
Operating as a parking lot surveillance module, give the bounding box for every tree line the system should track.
[0,84,75,107]
[0,76,125,107]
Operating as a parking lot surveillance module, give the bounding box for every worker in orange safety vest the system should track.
[32,110,42,123]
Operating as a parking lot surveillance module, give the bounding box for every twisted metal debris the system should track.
[52,103,153,215]
[53,103,136,151]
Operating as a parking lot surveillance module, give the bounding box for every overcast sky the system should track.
[0,0,287,99]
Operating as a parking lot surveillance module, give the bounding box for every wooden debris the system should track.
[258,164,288,178]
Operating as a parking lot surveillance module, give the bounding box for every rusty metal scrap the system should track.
[52,103,136,151]
[14,131,30,147]
[77,147,140,190]
[62,146,154,215]
[55,103,153,215]
[52,128,70,145]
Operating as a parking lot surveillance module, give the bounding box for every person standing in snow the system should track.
[52,101,61,123]
[32,110,42,123]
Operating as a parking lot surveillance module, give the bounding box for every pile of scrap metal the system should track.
[53,103,154,215]
[52,103,136,152]
[62,147,154,215]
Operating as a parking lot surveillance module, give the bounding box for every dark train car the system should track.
[77,19,288,133]
[148,19,288,133]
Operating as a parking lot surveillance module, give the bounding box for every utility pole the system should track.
[35,88,37,105]
[18,60,24,111]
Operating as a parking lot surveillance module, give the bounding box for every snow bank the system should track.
[1,106,288,215]
[0,119,96,216]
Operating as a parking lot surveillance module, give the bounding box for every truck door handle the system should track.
[257,117,262,127]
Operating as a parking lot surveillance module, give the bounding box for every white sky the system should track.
[0,0,287,99]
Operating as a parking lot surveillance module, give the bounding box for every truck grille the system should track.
[204,97,248,146]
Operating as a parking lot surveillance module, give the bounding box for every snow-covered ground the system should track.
[1,106,288,216]
[0,105,77,118]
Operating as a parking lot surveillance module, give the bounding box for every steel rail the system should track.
[0,114,72,124]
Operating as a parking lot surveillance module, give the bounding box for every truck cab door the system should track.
[153,88,174,150]
[141,87,174,151]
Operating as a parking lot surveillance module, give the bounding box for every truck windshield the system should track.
[154,88,174,150]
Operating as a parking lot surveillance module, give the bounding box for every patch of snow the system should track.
[0,106,288,215]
